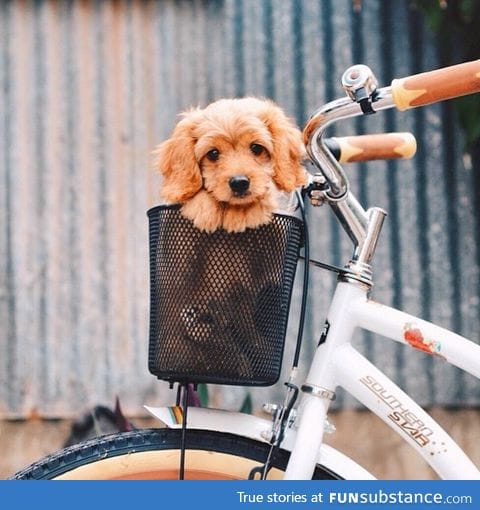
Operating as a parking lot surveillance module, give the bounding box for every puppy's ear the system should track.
[260,103,306,192]
[155,113,202,203]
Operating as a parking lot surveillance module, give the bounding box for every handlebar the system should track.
[302,60,480,284]
[303,60,480,200]
[325,133,417,164]
[391,60,480,111]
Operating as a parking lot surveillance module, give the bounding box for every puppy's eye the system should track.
[250,143,266,156]
[206,149,220,161]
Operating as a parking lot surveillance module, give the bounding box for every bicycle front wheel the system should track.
[12,428,342,480]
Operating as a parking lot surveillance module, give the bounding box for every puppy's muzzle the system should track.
[229,175,250,196]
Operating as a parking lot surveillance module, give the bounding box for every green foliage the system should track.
[412,1,480,149]
[416,1,445,32]
[456,96,480,148]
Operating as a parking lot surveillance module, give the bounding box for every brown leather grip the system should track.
[328,133,417,163]
[391,60,480,111]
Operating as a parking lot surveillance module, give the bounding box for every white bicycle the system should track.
[12,60,480,480]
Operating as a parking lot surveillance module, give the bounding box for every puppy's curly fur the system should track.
[155,97,306,233]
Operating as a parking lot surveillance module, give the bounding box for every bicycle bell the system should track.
[341,64,378,113]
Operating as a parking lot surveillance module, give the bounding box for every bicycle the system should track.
[11,59,480,480]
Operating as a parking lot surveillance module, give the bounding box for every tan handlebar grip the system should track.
[329,133,417,163]
[391,60,480,111]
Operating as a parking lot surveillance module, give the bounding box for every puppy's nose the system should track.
[229,175,250,195]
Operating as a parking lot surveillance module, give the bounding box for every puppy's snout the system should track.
[229,175,250,195]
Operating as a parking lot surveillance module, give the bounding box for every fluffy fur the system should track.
[155,97,306,233]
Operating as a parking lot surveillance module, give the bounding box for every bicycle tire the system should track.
[11,428,342,480]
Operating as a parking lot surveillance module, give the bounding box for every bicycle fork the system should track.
[284,283,365,479]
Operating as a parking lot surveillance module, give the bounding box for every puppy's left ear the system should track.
[261,103,306,192]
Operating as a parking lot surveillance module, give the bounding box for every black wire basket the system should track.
[147,205,303,386]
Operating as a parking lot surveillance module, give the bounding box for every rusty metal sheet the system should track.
[1,0,479,418]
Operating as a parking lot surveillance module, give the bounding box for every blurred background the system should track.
[1,0,479,478]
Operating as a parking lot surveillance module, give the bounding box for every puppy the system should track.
[155,97,306,233]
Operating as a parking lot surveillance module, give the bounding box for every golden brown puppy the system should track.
[155,97,306,232]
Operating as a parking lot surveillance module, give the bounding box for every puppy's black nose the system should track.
[229,175,250,195]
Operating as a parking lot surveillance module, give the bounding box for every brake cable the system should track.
[248,190,310,479]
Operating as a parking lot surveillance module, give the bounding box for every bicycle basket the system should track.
[147,205,303,386]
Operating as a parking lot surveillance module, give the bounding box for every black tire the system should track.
[11,428,342,480]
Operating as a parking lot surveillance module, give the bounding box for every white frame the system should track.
[284,281,480,479]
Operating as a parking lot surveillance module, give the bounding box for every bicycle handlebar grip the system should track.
[325,133,417,163]
[391,60,480,111]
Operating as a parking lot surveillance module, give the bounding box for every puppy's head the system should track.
[155,98,306,205]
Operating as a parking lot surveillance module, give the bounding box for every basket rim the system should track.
[146,203,304,229]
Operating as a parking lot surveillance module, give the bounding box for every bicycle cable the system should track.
[179,383,189,480]
[248,190,309,480]
[299,256,353,277]
[292,189,310,368]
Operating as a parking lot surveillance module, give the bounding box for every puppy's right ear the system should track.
[155,114,202,203]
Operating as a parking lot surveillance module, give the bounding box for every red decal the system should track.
[403,323,441,355]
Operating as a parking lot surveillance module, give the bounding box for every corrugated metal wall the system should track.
[1,0,479,418]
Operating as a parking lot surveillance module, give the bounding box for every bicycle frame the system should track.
[146,61,480,481]
[285,62,480,480]
[284,280,480,479]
